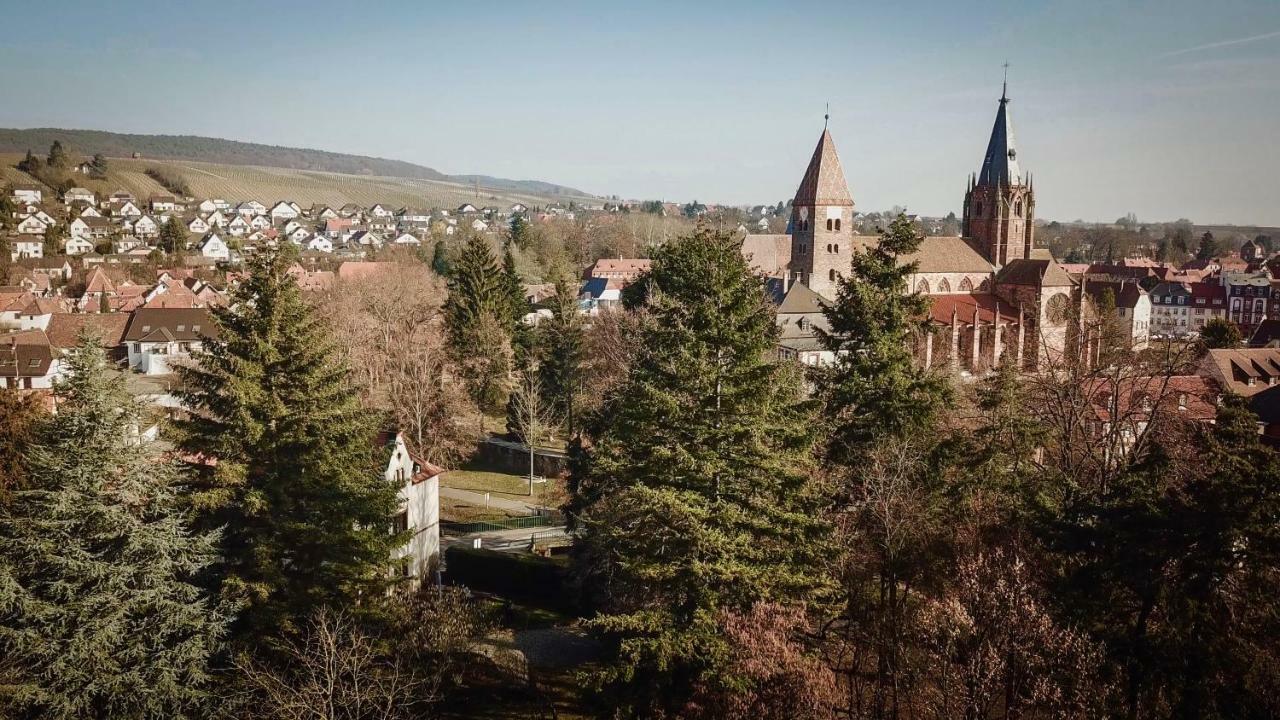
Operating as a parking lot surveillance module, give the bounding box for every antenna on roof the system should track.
[824,102,829,130]
[1001,61,1010,102]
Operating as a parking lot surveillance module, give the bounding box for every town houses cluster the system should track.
[6,179,559,264]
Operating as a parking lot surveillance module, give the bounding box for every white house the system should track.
[457,203,477,214]
[80,205,102,218]
[197,199,218,213]
[0,330,59,390]
[393,232,421,246]
[16,216,48,235]
[350,230,383,247]
[306,235,334,253]
[132,215,159,238]
[206,210,227,228]
[187,216,210,234]
[288,227,310,243]
[113,235,144,254]
[236,201,266,217]
[369,204,392,219]
[198,233,230,261]
[248,214,271,231]
[382,431,441,588]
[10,239,43,261]
[150,195,177,213]
[10,185,42,204]
[510,202,528,214]
[70,216,114,240]
[113,200,143,217]
[227,216,250,236]
[269,201,299,221]
[64,237,95,255]
[122,307,216,375]
[65,187,95,205]
[470,219,489,232]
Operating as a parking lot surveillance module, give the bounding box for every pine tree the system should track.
[16,149,41,174]
[159,215,186,254]
[46,140,69,170]
[569,227,831,716]
[444,235,512,417]
[0,386,44,505]
[509,213,531,250]
[0,333,227,719]
[539,272,585,436]
[816,211,952,463]
[501,240,532,358]
[177,245,402,642]
[90,153,109,179]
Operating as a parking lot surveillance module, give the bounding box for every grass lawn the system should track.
[442,459,568,510]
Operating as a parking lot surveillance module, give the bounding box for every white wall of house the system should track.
[384,433,440,589]
[127,340,202,375]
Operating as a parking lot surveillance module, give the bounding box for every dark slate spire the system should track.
[794,128,854,207]
[976,75,1022,188]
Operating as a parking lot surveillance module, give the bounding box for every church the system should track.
[747,82,1076,375]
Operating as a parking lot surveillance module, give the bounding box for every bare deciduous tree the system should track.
[232,608,431,720]
[508,368,555,493]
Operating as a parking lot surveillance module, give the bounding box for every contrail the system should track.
[1158,29,1280,58]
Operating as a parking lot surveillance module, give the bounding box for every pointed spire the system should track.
[794,126,855,208]
[976,66,1022,188]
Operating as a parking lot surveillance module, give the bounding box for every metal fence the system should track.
[442,512,563,535]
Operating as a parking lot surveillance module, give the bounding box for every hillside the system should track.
[0,127,591,199]
[0,154,595,211]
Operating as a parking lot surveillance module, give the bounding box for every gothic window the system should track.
[979,278,990,292]
[938,278,951,293]
[826,219,833,231]
[835,219,841,231]
[1015,200,1023,217]
[916,279,930,294]
[826,243,832,253]
[959,276,974,292]
[829,269,837,282]
[975,202,983,216]
[834,244,839,253]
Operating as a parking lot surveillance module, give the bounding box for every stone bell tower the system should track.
[789,121,856,300]
[963,77,1035,267]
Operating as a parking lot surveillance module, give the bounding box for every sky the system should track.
[1,0,1278,225]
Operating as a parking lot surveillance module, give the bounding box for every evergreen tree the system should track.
[0,386,44,505]
[90,153,109,179]
[816,211,952,463]
[569,227,831,717]
[46,140,69,170]
[509,213,531,250]
[501,240,532,357]
[0,333,227,719]
[444,235,512,417]
[430,238,452,277]
[1196,231,1220,261]
[159,215,186,254]
[16,149,41,174]
[1049,394,1280,717]
[539,272,585,436]
[0,193,14,231]
[177,245,402,642]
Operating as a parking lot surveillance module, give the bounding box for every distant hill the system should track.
[0,127,590,198]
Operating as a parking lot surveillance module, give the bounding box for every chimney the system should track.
[783,271,791,293]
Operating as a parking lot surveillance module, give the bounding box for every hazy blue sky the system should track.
[1,1,1277,224]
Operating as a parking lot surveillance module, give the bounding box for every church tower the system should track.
[963,79,1034,267]
[790,125,855,299]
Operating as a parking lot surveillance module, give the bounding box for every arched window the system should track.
[834,244,839,253]
[829,269,837,282]
[959,276,974,292]
[938,278,951,293]
[975,202,983,216]
[835,218,841,231]
[826,243,832,253]
[979,278,990,292]
[916,279,930,294]
[826,219,833,231]
[1015,200,1023,217]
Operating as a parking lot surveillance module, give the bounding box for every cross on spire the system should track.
[824,102,829,129]
[1001,61,1010,102]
